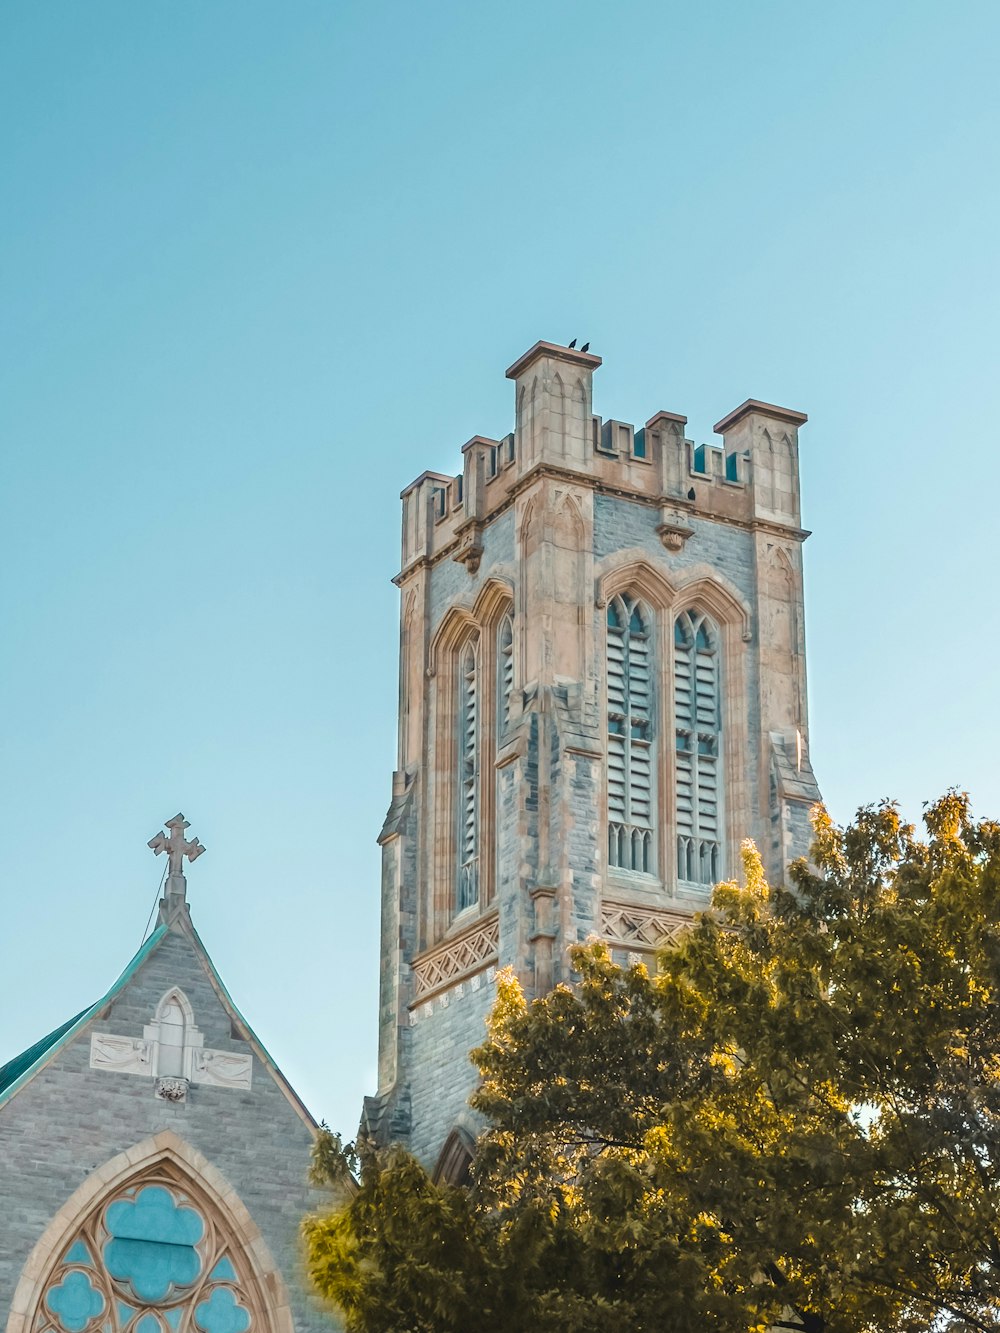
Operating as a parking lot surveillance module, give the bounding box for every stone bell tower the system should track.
[365,340,822,1173]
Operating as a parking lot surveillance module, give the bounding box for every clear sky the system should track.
[1,0,998,1141]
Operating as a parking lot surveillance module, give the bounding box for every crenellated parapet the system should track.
[397,342,809,578]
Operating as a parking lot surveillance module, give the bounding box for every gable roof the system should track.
[0,926,169,1110]
[0,1008,92,1098]
[0,920,317,1133]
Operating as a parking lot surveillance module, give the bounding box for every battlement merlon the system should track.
[396,342,810,573]
[714,399,809,529]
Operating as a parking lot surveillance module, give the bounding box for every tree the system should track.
[304,794,1000,1332]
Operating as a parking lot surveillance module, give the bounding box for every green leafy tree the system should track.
[305,794,1000,1332]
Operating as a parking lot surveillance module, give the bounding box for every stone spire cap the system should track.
[713,399,808,434]
[505,340,602,380]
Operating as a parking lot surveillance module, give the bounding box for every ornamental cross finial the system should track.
[148,813,206,886]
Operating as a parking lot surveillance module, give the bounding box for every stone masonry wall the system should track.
[406,975,497,1167]
[0,929,335,1333]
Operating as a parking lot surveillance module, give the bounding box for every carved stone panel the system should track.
[191,1048,253,1090]
[90,1033,152,1077]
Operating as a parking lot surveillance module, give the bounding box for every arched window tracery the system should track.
[606,593,655,874]
[28,1161,271,1333]
[673,608,723,887]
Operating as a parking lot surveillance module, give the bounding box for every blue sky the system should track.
[1,0,998,1140]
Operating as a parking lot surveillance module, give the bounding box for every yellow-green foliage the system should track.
[304,794,1000,1332]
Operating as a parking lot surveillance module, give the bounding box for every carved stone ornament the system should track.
[454,538,484,574]
[601,902,690,950]
[412,914,499,998]
[656,521,694,553]
[192,1048,253,1091]
[90,1034,151,1076]
[154,1076,189,1102]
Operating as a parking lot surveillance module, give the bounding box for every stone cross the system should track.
[148,813,205,885]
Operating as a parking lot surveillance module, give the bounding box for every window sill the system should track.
[607,870,664,902]
[675,879,715,903]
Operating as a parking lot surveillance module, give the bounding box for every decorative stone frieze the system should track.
[411,913,499,1000]
[601,901,692,951]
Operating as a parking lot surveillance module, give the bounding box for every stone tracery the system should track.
[30,1161,268,1333]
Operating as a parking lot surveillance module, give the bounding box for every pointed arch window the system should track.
[674,609,723,887]
[606,594,655,874]
[28,1162,271,1333]
[457,638,480,911]
[155,995,187,1078]
[497,613,514,734]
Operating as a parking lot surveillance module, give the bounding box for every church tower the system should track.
[366,340,822,1173]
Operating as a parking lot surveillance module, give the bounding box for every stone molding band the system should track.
[601,901,692,951]
[411,912,500,1001]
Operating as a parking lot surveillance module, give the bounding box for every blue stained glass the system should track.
[105,1188,204,1246]
[136,1314,161,1333]
[104,1239,200,1304]
[116,1303,134,1326]
[64,1242,93,1267]
[45,1271,105,1333]
[209,1259,237,1282]
[103,1187,203,1302]
[163,1309,183,1330]
[195,1288,251,1333]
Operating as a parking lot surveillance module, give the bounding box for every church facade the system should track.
[0,818,336,1333]
[366,340,821,1173]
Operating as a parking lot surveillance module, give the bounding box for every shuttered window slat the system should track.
[674,610,723,887]
[606,594,657,874]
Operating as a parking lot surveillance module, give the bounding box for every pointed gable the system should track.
[0,849,335,1333]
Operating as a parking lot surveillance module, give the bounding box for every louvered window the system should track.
[606,595,655,873]
[674,610,722,887]
[457,640,479,910]
[498,613,513,734]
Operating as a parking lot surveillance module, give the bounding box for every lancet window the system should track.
[497,614,513,734]
[155,994,187,1079]
[28,1162,268,1333]
[457,639,480,911]
[437,592,513,929]
[606,594,655,873]
[673,609,723,887]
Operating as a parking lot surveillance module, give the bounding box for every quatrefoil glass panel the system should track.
[33,1167,259,1333]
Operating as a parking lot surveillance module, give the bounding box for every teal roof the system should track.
[0,926,169,1110]
[0,1008,92,1095]
[0,919,317,1131]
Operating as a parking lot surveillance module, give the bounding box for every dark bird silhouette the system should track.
[580,342,590,352]
[687,487,696,501]
[567,339,577,349]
